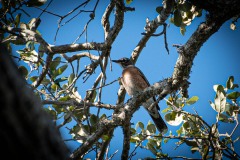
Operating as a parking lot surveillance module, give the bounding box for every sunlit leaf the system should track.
[130,136,141,143]
[51,83,58,90]
[55,64,68,76]
[147,121,156,134]
[180,25,186,35]
[147,142,157,155]
[15,13,21,27]
[161,107,171,113]
[68,73,75,85]
[212,85,226,113]
[230,23,236,30]
[125,0,133,5]
[102,135,110,141]
[135,121,144,130]
[30,76,38,82]
[165,112,183,126]
[186,96,199,105]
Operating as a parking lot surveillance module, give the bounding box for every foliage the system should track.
[156,0,202,35]
[130,77,239,159]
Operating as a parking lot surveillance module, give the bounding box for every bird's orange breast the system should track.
[121,66,149,96]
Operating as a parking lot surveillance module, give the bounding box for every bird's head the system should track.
[112,57,133,68]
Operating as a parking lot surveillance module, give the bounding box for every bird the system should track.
[112,57,168,133]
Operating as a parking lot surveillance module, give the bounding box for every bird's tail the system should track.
[150,114,168,134]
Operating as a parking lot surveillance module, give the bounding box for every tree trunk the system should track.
[0,44,68,160]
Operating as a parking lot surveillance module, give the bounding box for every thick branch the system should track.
[121,121,131,160]
[50,42,106,53]
[172,15,227,88]
[42,100,117,110]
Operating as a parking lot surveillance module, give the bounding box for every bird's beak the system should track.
[111,59,120,63]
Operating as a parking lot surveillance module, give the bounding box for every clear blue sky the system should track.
[13,0,240,159]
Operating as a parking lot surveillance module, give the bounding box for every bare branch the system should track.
[61,52,99,63]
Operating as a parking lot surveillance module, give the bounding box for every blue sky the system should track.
[12,0,240,159]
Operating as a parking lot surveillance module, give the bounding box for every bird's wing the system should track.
[135,67,160,110]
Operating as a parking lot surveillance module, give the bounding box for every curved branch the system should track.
[131,0,174,63]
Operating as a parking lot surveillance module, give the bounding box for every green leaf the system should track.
[100,114,107,120]
[156,6,163,14]
[130,136,141,143]
[218,113,231,123]
[50,57,61,70]
[174,9,182,27]
[164,138,169,143]
[180,25,186,35]
[226,76,234,89]
[90,114,98,126]
[51,83,58,90]
[125,0,133,5]
[213,85,226,113]
[186,96,199,105]
[130,128,136,135]
[30,76,38,82]
[102,135,110,141]
[176,126,184,136]
[68,73,75,85]
[26,41,35,51]
[184,140,198,147]
[165,111,183,126]
[55,77,68,83]
[226,76,238,90]
[147,142,157,155]
[15,13,21,27]
[59,96,71,101]
[148,139,158,147]
[135,121,144,130]
[227,91,240,100]
[18,66,28,78]
[55,64,68,76]
[161,107,171,113]
[147,121,156,134]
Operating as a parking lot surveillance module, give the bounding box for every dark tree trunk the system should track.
[0,44,69,160]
